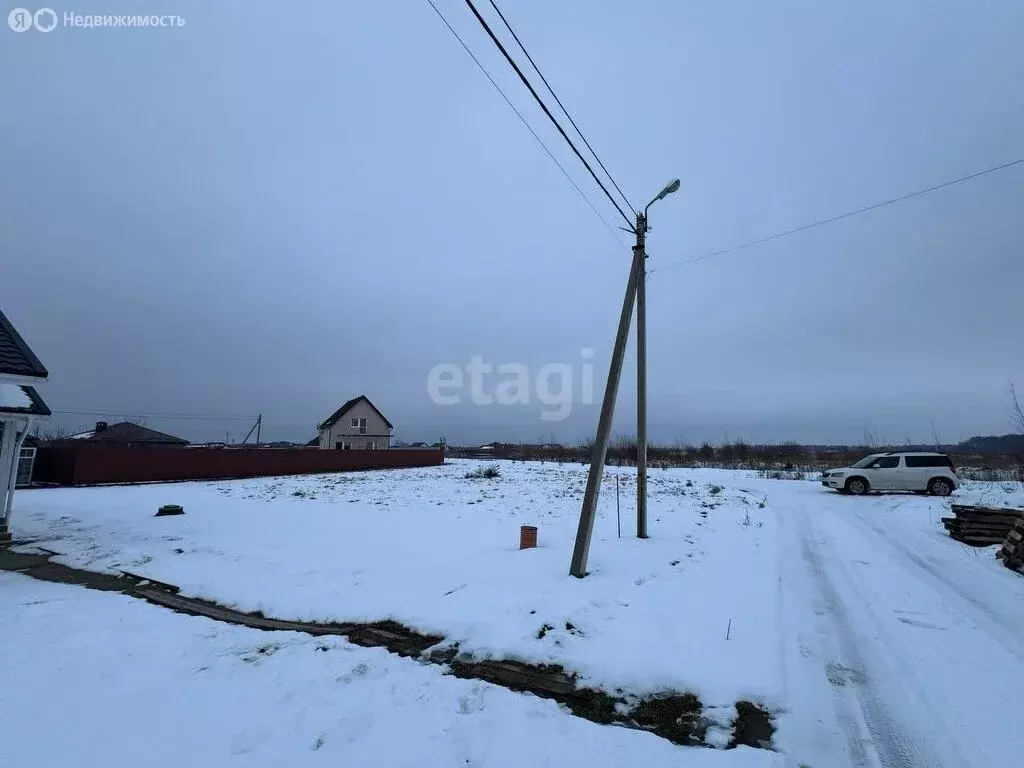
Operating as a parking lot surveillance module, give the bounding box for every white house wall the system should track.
[319,400,391,450]
[0,416,32,522]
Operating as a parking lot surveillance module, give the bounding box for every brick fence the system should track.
[32,446,445,485]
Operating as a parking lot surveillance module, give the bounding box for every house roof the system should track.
[0,308,48,380]
[0,384,51,417]
[317,395,393,431]
[69,422,189,444]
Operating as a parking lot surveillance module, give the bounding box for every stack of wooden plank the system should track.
[942,504,1024,546]
[996,517,1024,572]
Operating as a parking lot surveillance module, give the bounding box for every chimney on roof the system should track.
[95,421,108,433]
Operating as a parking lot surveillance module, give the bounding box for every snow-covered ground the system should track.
[952,477,1024,510]
[8,460,1024,767]
[0,573,769,768]
[12,462,782,707]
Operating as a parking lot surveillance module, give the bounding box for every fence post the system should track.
[616,474,621,539]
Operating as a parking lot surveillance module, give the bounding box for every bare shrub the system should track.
[33,423,81,443]
[465,466,500,479]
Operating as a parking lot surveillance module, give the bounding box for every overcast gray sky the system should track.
[3,0,1022,445]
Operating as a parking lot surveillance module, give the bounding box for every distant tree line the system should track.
[448,436,1023,479]
[449,385,1024,481]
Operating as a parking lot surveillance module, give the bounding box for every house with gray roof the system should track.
[67,421,189,448]
[316,395,393,450]
[0,308,51,544]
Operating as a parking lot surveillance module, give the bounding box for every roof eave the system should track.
[0,309,49,380]
[317,395,393,431]
[0,372,48,386]
[0,384,50,419]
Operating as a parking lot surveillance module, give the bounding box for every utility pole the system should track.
[569,179,679,578]
[569,245,643,577]
[635,179,679,540]
[635,212,649,539]
[240,414,263,445]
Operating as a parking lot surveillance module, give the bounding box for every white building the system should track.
[0,308,50,545]
[316,395,393,450]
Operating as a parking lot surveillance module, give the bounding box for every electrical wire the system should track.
[425,0,627,248]
[486,0,635,215]
[648,157,1024,275]
[463,0,636,231]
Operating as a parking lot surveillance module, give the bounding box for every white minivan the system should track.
[821,452,958,496]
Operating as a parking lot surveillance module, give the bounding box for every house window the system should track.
[16,447,36,488]
[335,441,352,450]
[367,440,376,450]
[351,417,367,434]
[343,442,351,450]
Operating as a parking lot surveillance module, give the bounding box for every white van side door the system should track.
[864,455,903,490]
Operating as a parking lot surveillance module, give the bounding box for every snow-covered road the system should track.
[777,486,1024,768]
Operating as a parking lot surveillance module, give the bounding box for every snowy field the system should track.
[0,573,769,768]
[12,462,785,705]
[8,460,1024,767]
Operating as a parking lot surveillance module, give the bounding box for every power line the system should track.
[649,157,1024,275]
[486,0,635,215]
[462,0,636,231]
[53,409,257,421]
[425,0,626,248]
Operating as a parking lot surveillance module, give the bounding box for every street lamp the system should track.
[570,176,680,577]
[636,179,680,538]
[645,178,681,218]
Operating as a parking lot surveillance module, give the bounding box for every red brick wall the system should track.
[34,446,445,485]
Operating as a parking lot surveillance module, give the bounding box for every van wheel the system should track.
[928,478,953,497]
[846,477,868,495]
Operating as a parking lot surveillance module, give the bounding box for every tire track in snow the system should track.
[843,508,1024,664]
[797,509,948,768]
[775,503,864,768]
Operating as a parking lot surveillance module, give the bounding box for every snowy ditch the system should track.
[1,547,775,750]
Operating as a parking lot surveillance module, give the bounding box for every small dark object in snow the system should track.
[629,692,707,746]
[465,465,501,479]
[173,548,185,554]
[155,505,184,517]
[536,623,554,639]
[729,701,775,749]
